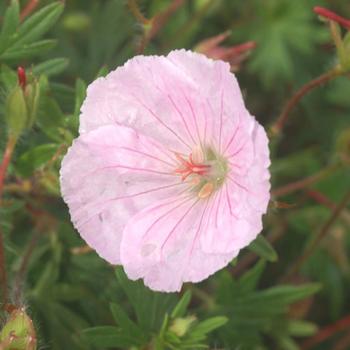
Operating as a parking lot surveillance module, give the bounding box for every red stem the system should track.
[20,0,40,22]
[301,314,350,349]
[271,70,340,135]
[314,6,350,30]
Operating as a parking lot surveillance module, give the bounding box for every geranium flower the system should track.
[60,50,271,292]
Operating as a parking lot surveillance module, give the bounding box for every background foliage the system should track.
[0,0,350,349]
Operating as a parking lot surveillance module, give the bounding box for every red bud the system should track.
[17,66,26,90]
[314,6,350,30]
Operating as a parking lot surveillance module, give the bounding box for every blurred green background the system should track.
[0,0,350,349]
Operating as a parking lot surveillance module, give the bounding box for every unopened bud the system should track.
[0,308,37,350]
[5,67,40,138]
[169,316,196,337]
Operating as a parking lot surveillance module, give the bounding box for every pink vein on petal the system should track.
[167,94,197,145]
[160,199,200,253]
[74,182,189,228]
[131,93,192,150]
[142,194,196,240]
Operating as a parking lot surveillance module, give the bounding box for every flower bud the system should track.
[4,67,40,138]
[169,316,196,337]
[0,308,37,350]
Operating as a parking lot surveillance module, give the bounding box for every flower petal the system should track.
[80,50,249,153]
[120,195,238,292]
[60,124,186,264]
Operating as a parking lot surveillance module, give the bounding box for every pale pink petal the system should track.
[60,124,186,264]
[80,50,249,153]
[120,196,238,292]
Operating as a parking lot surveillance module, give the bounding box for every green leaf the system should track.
[74,78,87,117]
[16,143,58,177]
[0,0,20,53]
[32,58,69,77]
[109,303,147,345]
[239,260,266,293]
[171,290,192,319]
[0,39,56,61]
[188,316,228,340]
[83,327,136,348]
[286,320,318,337]
[115,267,177,331]
[248,235,278,262]
[246,283,321,307]
[13,2,64,47]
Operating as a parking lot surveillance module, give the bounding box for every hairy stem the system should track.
[282,189,350,282]
[0,135,17,309]
[0,227,8,309]
[0,136,17,201]
[271,69,341,135]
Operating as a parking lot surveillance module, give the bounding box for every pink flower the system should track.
[60,50,271,292]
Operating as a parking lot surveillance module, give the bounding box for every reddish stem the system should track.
[282,189,350,282]
[0,227,8,309]
[314,6,350,30]
[0,136,17,309]
[301,314,350,349]
[20,0,39,22]
[271,70,340,135]
[271,164,338,198]
[0,136,17,201]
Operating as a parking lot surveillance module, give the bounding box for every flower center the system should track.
[174,146,229,199]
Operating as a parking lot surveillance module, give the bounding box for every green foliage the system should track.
[0,0,350,349]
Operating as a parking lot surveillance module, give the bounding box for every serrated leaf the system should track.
[109,303,147,345]
[0,39,56,61]
[16,143,58,177]
[249,235,278,262]
[13,2,64,47]
[32,58,69,77]
[171,290,192,319]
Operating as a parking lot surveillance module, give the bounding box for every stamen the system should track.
[198,182,214,199]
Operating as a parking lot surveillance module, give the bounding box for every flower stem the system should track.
[0,136,17,201]
[282,189,350,282]
[271,164,339,198]
[0,135,17,309]
[271,69,341,136]
[0,227,8,309]
[301,314,350,350]
[20,0,40,22]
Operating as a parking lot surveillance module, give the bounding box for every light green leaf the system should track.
[188,316,228,340]
[32,58,69,77]
[13,2,64,47]
[0,0,20,52]
[249,235,278,262]
[16,143,58,177]
[171,290,192,319]
[286,320,318,337]
[0,39,56,61]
